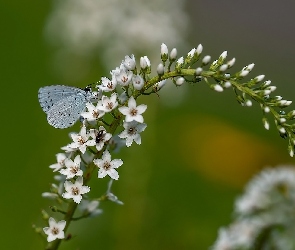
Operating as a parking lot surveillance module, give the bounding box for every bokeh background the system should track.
[2,0,295,249]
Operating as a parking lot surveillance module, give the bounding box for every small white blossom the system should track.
[279,127,286,134]
[123,54,136,71]
[195,67,203,75]
[169,48,177,60]
[90,126,112,151]
[43,217,66,242]
[202,55,211,65]
[264,106,270,113]
[176,56,184,66]
[161,43,168,56]
[49,153,67,172]
[59,155,83,179]
[263,89,271,95]
[157,63,164,75]
[143,56,150,67]
[81,102,105,122]
[140,56,150,69]
[62,177,90,204]
[119,121,147,147]
[67,126,96,154]
[132,75,145,90]
[98,93,118,112]
[263,120,270,130]
[219,64,228,72]
[267,86,277,92]
[213,84,223,92]
[227,58,236,68]
[79,200,103,217]
[118,96,147,123]
[280,118,287,123]
[224,81,232,88]
[254,75,265,82]
[175,77,185,86]
[99,76,117,92]
[243,63,255,71]
[154,79,167,91]
[187,48,196,57]
[289,148,294,157]
[245,100,252,107]
[239,70,249,77]
[264,80,271,86]
[196,44,203,55]
[93,150,123,180]
[114,64,133,86]
[61,144,77,153]
[219,51,227,60]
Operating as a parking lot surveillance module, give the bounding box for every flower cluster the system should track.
[36,43,295,248]
[212,166,295,250]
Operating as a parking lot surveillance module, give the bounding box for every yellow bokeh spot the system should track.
[178,115,286,187]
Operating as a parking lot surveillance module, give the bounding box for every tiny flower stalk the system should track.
[37,43,295,250]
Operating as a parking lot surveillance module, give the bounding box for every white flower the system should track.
[98,93,118,112]
[81,102,105,122]
[123,54,136,70]
[195,67,203,76]
[213,84,223,92]
[212,219,263,250]
[169,48,177,60]
[49,153,67,172]
[62,177,90,203]
[187,48,196,57]
[140,56,150,69]
[219,50,227,60]
[105,179,124,205]
[157,63,164,75]
[119,121,147,147]
[59,155,83,179]
[43,217,66,242]
[93,150,123,180]
[154,79,167,91]
[202,55,211,65]
[196,44,203,55]
[79,200,103,217]
[132,75,144,90]
[114,64,133,86]
[67,126,96,154]
[175,77,185,86]
[235,166,295,215]
[161,43,168,56]
[118,96,147,123]
[90,126,112,151]
[176,56,184,65]
[98,76,117,92]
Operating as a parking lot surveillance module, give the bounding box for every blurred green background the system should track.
[1,0,295,249]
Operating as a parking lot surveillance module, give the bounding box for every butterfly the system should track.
[38,85,96,129]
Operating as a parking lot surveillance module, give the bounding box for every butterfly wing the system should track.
[38,85,83,113]
[46,94,88,129]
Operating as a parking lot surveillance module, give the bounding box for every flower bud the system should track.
[176,77,185,86]
[169,48,177,60]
